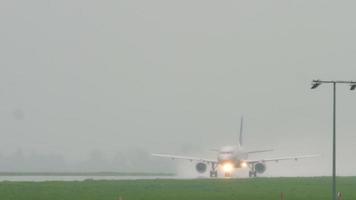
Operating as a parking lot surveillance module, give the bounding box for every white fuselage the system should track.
[217,145,248,167]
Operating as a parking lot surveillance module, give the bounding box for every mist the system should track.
[0,0,356,177]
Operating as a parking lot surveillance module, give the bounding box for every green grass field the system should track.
[0,177,355,200]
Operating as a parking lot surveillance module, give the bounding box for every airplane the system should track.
[152,117,319,178]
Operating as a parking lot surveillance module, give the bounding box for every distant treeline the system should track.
[0,172,175,176]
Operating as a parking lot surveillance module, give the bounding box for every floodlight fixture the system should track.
[350,84,356,91]
[311,80,321,89]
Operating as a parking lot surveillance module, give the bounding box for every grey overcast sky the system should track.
[0,0,356,175]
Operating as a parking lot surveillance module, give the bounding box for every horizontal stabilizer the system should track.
[209,149,220,152]
[247,149,274,154]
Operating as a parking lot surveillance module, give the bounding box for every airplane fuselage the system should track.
[217,145,248,168]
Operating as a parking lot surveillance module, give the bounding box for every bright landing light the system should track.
[241,162,247,168]
[222,163,234,172]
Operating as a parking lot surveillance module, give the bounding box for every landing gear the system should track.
[248,164,257,178]
[210,163,218,178]
[224,172,232,177]
[248,171,257,178]
[210,170,218,177]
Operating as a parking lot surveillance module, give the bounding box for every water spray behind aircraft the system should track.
[153,117,319,178]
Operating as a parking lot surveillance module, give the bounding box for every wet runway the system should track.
[0,175,176,182]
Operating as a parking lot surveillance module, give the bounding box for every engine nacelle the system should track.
[195,162,207,173]
[255,162,266,174]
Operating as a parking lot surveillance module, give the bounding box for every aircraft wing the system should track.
[244,154,319,164]
[152,153,218,164]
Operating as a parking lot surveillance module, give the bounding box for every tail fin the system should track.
[239,116,244,147]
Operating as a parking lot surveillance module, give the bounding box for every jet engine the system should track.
[195,162,207,173]
[255,162,266,174]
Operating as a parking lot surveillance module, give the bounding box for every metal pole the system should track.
[311,80,356,200]
[332,82,336,200]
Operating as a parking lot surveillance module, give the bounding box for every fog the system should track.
[0,0,356,176]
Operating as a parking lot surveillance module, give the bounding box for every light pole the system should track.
[311,80,356,200]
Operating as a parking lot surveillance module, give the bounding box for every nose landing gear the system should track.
[224,172,232,177]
